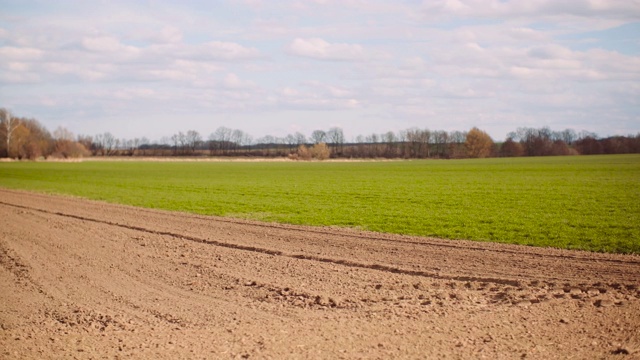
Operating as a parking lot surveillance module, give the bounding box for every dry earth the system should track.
[0,188,639,359]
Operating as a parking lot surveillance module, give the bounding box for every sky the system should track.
[1,0,639,142]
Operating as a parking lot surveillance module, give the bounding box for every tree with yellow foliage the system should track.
[465,127,494,158]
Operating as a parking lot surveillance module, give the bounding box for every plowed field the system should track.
[1,189,639,359]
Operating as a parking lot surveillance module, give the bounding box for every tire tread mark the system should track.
[1,200,529,287]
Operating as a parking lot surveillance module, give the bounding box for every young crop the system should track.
[1,155,638,253]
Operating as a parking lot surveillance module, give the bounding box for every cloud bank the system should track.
[1,0,638,140]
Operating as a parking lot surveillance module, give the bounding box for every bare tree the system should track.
[512,127,559,156]
[77,135,94,154]
[326,127,345,154]
[256,135,276,144]
[294,132,306,146]
[211,126,233,154]
[353,134,366,158]
[48,126,89,158]
[448,130,467,147]
[500,138,524,157]
[241,132,253,147]
[404,128,430,158]
[231,129,245,153]
[575,135,602,155]
[138,137,150,155]
[22,119,54,159]
[285,134,298,152]
[311,130,326,144]
[53,126,75,141]
[104,133,116,155]
[93,132,116,156]
[382,131,396,158]
[119,138,135,156]
[171,133,180,155]
[132,138,141,155]
[560,129,577,145]
[432,130,449,158]
[365,133,381,157]
[52,126,75,157]
[185,130,202,154]
[1,109,20,158]
[93,133,104,155]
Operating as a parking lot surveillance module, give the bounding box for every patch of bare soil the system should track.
[0,188,638,359]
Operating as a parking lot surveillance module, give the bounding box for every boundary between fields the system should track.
[1,188,638,264]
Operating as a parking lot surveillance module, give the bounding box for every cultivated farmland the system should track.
[0,189,639,358]
[1,155,639,358]
[0,154,638,253]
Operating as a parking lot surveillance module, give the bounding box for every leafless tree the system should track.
[1,109,20,158]
[92,132,116,156]
[432,130,449,158]
[210,127,233,154]
[404,128,430,158]
[53,126,74,141]
[77,134,93,153]
[294,132,306,146]
[185,130,202,154]
[448,130,467,158]
[326,127,345,155]
[500,138,524,157]
[382,131,397,158]
[560,129,577,145]
[311,130,326,144]
[171,133,180,155]
[285,134,297,152]
[104,133,116,155]
[231,129,245,153]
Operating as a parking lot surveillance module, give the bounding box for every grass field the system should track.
[1,155,638,253]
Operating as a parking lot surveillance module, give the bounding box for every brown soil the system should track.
[1,188,639,359]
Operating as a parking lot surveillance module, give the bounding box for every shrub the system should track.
[311,142,330,160]
[297,145,312,160]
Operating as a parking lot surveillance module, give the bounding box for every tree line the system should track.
[1,108,639,160]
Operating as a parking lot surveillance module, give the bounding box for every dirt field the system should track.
[0,189,639,359]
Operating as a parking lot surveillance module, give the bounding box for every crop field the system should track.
[1,159,640,358]
[0,154,638,253]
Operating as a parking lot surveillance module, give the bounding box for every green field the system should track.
[1,155,639,253]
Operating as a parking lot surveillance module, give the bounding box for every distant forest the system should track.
[1,108,639,160]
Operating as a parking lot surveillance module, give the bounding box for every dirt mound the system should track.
[1,189,638,359]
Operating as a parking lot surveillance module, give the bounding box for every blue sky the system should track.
[1,0,639,142]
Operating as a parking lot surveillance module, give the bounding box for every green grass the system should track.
[1,155,639,253]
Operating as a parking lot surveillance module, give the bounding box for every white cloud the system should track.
[439,83,493,98]
[0,46,44,60]
[80,36,141,62]
[148,26,183,44]
[198,41,263,61]
[418,0,640,20]
[1,0,638,139]
[113,87,157,100]
[134,41,262,63]
[0,72,41,83]
[223,73,255,89]
[288,38,365,61]
[507,27,547,41]
[275,82,361,110]
[527,44,573,60]
[6,62,30,72]
[82,36,123,52]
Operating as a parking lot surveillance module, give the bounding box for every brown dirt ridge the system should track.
[0,188,638,359]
